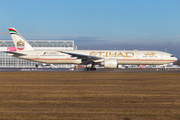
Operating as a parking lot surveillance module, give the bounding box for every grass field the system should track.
[0,72,180,120]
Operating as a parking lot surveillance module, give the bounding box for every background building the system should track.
[0,40,76,68]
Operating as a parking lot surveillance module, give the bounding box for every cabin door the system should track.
[36,53,40,58]
[136,54,140,64]
[160,54,164,60]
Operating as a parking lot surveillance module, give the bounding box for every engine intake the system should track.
[102,58,118,68]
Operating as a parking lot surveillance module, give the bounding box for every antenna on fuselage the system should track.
[164,46,167,52]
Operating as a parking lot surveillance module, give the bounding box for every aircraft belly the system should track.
[118,59,173,65]
[24,57,81,64]
[42,59,81,64]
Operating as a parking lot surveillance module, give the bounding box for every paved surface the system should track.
[0,67,180,73]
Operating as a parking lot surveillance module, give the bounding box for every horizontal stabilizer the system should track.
[6,51,26,56]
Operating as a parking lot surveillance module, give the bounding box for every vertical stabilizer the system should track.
[8,28,34,51]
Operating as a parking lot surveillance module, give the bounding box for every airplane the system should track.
[7,28,177,71]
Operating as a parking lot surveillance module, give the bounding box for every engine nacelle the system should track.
[102,58,118,68]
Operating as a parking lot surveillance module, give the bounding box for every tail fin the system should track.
[8,28,34,51]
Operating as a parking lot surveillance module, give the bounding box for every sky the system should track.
[0,0,180,58]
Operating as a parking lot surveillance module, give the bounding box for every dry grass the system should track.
[0,72,180,120]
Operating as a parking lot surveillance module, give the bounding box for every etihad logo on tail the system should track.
[17,40,25,50]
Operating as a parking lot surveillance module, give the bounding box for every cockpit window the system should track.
[171,55,174,57]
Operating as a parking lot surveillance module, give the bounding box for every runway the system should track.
[0,67,180,73]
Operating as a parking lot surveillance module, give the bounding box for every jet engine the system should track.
[101,58,118,68]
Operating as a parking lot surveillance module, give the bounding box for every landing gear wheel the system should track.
[84,67,96,71]
[84,67,88,71]
[162,68,165,71]
[90,67,96,70]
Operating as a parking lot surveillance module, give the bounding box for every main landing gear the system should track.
[84,62,97,71]
[84,67,96,71]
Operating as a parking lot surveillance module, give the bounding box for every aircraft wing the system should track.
[6,51,26,56]
[59,51,102,60]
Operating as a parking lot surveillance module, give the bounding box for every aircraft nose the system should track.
[174,57,178,62]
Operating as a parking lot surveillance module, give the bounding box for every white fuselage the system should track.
[16,50,177,65]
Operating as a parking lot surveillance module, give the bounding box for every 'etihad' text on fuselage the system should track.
[90,52,134,58]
